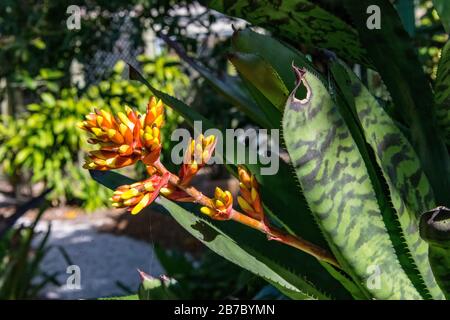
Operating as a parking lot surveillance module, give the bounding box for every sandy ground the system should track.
[21,216,164,300]
[1,172,238,299]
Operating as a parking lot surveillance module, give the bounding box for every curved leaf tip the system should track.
[420,206,450,247]
[287,64,311,109]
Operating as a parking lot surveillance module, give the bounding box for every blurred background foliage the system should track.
[0,207,59,300]
[417,0,449,78]
[0,54,189,211]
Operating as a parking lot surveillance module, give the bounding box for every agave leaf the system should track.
[159,34,274,129]
[283,66,422,299]
[328,70,433,299]
[90,169,355,300]
[229,52,289,112]
[231,27,324,91]
[209,0,371,67]
[434,40,450,145]
[420,206,450,298]
[239,76,283,129]
[330,60,444,299]
[343,0,450,208]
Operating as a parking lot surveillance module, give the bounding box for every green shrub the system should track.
[0,53,189,211]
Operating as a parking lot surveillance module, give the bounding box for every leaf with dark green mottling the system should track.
[283,65,422,299]
[331,60,444,299]
[343,0,450,208]
[209,0,371,67]
[420,206,450,298]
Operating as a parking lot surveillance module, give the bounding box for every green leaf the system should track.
[434,40,450,145]
[283,66,422,299]
[229,52,289,112]
[330,60,444,299]
[209,0,371,67]
[41,92,56,107]
[39,68,64,80]
[343,0,450,208]
[159,197,323,299]
[30,38,46,50]
[433,0,450,33]
[239,77,282,129]
[99,295,139,300]
[229,27,329,125]
[231,27,324,92]
[159,35,273,128]
[90,169,355,300]
[89,170,135,189]
[14,148,32,165]
[138,271,178,300]
[420,206,450,298]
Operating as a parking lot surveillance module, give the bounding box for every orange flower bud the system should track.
[111,173,169,215]
[179,134,216,185]
[237,165,264,221]
[140,97,164,165]
[200,187,233,220]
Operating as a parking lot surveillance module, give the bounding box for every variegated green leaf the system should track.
[283,66,422,299]
[343,0,450,208]
[328,64,433,299]
[434,40,450,145]
[209,0,371,67]
[331,61,444,299]
[420,206,450,298]
[231,27,322,92]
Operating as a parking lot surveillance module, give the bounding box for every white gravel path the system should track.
[27,218,164,300]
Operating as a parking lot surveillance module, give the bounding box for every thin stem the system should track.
[153,161,340,269]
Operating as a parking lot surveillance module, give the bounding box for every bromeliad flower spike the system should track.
[80,97,339,268]
[78,97,163,170]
